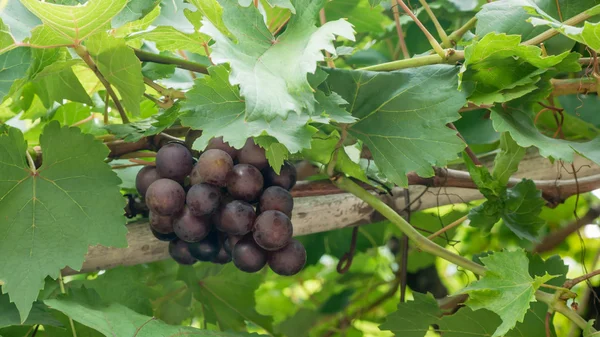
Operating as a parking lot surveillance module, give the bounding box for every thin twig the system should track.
[103,93,109,125]
[523,9,595,46]
[70,114,94,127]
[427,215,468,240]
[400,189,410,302]
[74,45,130,123]
[396,0,446,58]
[391,0,409,59]
[444,17,477,48]
[133,48,208,74]
[546,311,553,337]
[58,274,78,337]
[418,0,451,46]
[26,151,36,174]
[447,122,482,165]
[564,269,600,289]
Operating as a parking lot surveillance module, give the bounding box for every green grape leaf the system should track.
[180,65,318,155]
[113,5,161,37]
[0,48,32,102]
[187,0,227,33]
[501,179,546,241]
[528,254,568,291]
[179,264,274,334]
[525,4,600,52]
[105,106,180,143]
[380,292,441,336]
[0,2,41,43]
[462,249,556,337]
[45,287,257,337]
[325,65,468,186]
[0,292,62,328]
[201,0,355,121]
[311,90,356,124]
[86,33,144,116]
[0,19,16,54]
[31,59,92,108]
[127,26,208,55]
[0,122,127,322]
[301,131,367,182]
[324,0,390,34]
[21,0,128,44]
[112,0,160,28]
[253,137,290,173]
[492,133,525,186]
[460,33,576,105]
[438,302,555,337]
[491,106,600,164]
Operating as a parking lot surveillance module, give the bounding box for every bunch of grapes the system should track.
[135,137,307,276]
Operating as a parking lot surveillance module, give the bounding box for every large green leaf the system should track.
[379,292,441,337]
[179,264,274,334]
[21,0,128,44]
[462,249,555,337]
[324,0,390,34]
[45,287,257,337]
[201,0,355,121]
[180,65,318,155]
[0,48,31,102]
[325,65,468,186]
[0,123,127,321]
[0,292,62,328]
[86,33,144,116]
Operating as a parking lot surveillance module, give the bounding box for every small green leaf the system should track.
[187,0,228,33]
[462,249,556,337]
[492,133,525,186]
[201,0,355,121]
[0,19,16,54]
[254,137,289,173]
[21,0,128,44]
[380,292,441,336]
[0,122,127,321]
[86,33,144,116]
[31,59,92,108]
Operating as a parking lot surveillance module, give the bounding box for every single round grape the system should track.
[173,206,212,242]
[224,235,243,255]
[268,239,306,276]
[217,200,256,235]
[259,186,294,217]
[169,240,197,265]
[149,211,174,234]
[206,137,238,160]
[188,232,220,261]
[232,234,267,273]
[150,228,177,242]
[253,210,293,251]
[238,139,268,170]
[145,179,185,215]
[263,161,297,190]
[156,143,194,182]
[187,183,221,217]
[226,164,264,202]
[212,246,232,264]
[190,149,234,187]
[136,166,161,198]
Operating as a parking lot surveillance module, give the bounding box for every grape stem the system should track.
[333,175,596,332]
[395,0,446,58]
[417,0,451,47]
[25,150,36,174]
[563,268,600,289]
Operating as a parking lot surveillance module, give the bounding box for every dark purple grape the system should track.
[136,166,161,198]
[253,210,293,251]
[268,239,306,276]
[151,228,178,242]
[226,164,264,202]
[224,235,243,255]
[187,183,221,216]
[156,143,194,182]
[190,149,234,187]
[232,234,267,273]
[238,139,268,170]
[263,161,297,190]
[169,240,197,265]
[217,200,256,235]
[145,179,185,215]
[149,211,174,234]
[212,246,232,264]
[259,186,293,217]
[188,232,220,261]
[173,206,212,242]
[206,137,238,160]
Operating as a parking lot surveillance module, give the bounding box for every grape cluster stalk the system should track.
[135,137,307,275]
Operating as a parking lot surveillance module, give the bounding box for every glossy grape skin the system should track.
[188,232,220,261]
[259,186,293,217]
[135,166,161,198]
[232,235,267,273]
[206,137,238,160]
[156,143,194,182]
[149,211,174,234]
[190,149,234,187]
[212,246,232,264]
[173,206,212,243]
[268,239,306,276]
[169,240,197,265]
[237,139,268,170]
[145,179,186,215]
[263,161,297,190]
[217,200,256,235]
[226,164,264,202]
[150,228,177,242]
[186,183,221,217]
[224,235,243,255]
[253,210,293,251]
